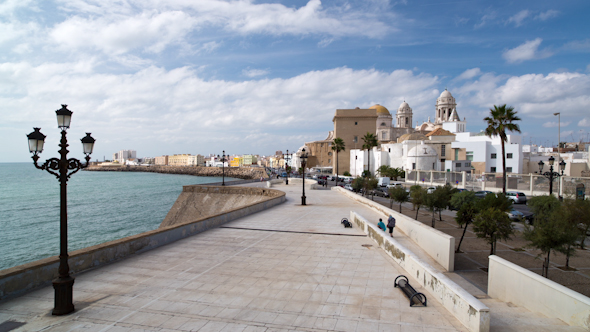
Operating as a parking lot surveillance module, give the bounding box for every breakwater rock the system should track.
[85,165,267,180]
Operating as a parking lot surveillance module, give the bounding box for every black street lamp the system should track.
[283,150,291,185]
[300,148,308,205]
[538,156,566,197]
[217,150,226,186]
[26,105,95,315]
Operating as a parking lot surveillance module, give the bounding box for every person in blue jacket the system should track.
[377,218,386,232]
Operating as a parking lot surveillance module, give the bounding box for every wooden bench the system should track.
[395,275,427,307]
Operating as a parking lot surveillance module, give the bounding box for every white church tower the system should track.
[396,101,413,128]
[435,89,457,124]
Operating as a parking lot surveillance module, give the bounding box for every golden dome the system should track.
[369,104,390,116]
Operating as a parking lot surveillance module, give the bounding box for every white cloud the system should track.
[1,62,438,161]
[242,68,269,78]
[455,68,481,81]
[507,10,530,27]
[474,10,496,29]
[579,119,590,127]
[503,38,553,64]
[535,10,559,21]
[563,39,590,52]
[543,121,570,128]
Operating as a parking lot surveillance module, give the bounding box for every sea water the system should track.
[0,163,229,271]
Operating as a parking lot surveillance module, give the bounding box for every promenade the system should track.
[0,182,582,331]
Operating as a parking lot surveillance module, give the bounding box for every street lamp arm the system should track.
[66,156,90,180]
[32,156,61,179]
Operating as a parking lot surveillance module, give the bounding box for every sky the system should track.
[2,0,590,162]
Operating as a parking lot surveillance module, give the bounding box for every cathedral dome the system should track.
[398,132,427,143]
[439,89,452,99]
[369,104,391,116]
[407,143,437,158]
[398,101,412,113]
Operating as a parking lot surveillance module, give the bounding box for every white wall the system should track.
[335,187,455,271]
[488,255,590,329]
[350,211,490,332]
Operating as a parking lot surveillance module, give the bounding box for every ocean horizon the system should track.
[0,163,234,271]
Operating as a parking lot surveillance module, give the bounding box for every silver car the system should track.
[506,191,527,204]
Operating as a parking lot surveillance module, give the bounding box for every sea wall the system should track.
[86,165,267,180]
[351,211,490,332]
[0,186,285,301]
[488,255,590,329]
[334,187,455,271]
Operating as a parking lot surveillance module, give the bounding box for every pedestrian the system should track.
[387,215,396,237]
[377,218,386,232]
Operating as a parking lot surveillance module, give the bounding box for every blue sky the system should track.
[2,0,590,162]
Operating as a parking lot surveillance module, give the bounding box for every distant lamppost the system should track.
[217,150,226,186]
[300,148,309,205]
[538,156,566,197]
[26,105,95,315]
[283,150,291,185]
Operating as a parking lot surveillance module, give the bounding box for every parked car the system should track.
[373,188,390,198]
[507,209,525,221]
[344,184,353,191]
[317,179,327,185]
[426,187,437,194]
[474,190,493,199]
[506,191,527,204]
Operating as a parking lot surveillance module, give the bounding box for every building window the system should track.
[412,163,416,170]
[328,152,332,156]
[381,122,386,126]
[455,149,459,160]
[491,153,496,159]
[355,122,358,125]
[382,132,386,139]
[466,151,473,161]
[405,118,408,124]
[507,167,513,173]
[507,153,513,159]
[328,159,331,163]
[491,167,496,172]
[465,162,470,167]
[353,136,358,143]
[456,162,461,168]
[441,145,446,157]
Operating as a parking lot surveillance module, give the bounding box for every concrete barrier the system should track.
[488,255,590,329]
[267,178,319,189]
[335,187,455,271]
[350,211,490,332]
[0,186,286,301]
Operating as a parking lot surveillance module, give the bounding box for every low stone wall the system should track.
[351,211,490,332]
[488,255,590,329]
[334,187,455,271]
[85,165,267,180]
[0,186,285,301]
[266,178,319,189]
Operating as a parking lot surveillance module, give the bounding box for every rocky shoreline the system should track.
[85,165,268,180]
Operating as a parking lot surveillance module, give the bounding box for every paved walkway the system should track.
[0,183,582,331]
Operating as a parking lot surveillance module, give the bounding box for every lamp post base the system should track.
[52,276,75,315]
[286,179,288,185]
[301,196,306,205]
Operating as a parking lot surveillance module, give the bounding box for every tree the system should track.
[425,187,448,228]
[451,190,478,252]
[484,104,521,194]
[331,137,345,187]
[569,199,590,249]
[389,186,409,212]
[363,177,378,200]
[377,165,405,181]
[410,185,427,219]
[524,197,571,277]
[362,132,378,177]
[473,207,514,255]
[343,171,351,176]
[351,177,364,193]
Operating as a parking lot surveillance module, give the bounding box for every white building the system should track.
[113,150,136,163]
[451,132,523,174]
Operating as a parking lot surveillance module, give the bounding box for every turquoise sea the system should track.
[0,163,231,271]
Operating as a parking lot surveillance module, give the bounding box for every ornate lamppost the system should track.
[217,150,226,186]
[538,156,566,197]
[300,148,308,205]
[283,150,291,185]
[26,105,95,315]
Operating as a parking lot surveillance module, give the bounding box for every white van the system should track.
[377,177,390,187]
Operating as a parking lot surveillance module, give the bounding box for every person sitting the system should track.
[377,218,386,232]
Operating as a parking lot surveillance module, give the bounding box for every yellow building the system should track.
[168,154,193,166]
[230,156,241,167]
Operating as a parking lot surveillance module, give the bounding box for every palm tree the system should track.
[484,105,521,194]
[362,132,378,177]
[331,138,345,186]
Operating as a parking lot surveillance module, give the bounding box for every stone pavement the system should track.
[0,183,582,331]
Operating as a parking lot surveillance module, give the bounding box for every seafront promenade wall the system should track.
[350,211,490,332]
[86,165,267,180]
[0,186,285,301]
[488,255,590,329]
[334,187,455,271]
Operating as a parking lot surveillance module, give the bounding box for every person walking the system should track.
[387,215,396,237]
[377,218,386,232]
